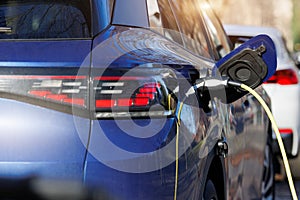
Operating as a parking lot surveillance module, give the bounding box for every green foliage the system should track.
[293,0,300,50]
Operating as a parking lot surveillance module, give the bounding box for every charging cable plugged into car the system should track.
[191,77,298,200]
[174,34,298,200]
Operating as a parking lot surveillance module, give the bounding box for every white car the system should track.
[224,24,300,158]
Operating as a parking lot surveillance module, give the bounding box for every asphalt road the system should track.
[275,179,300,199]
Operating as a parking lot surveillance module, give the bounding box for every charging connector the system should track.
[191,77,298,199]
[176,78,298,200]
[184,77,229,98]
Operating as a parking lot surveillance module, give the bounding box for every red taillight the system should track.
[63,98,85,106]
[0,75,87,108]
[134,98,150,106]
[0,72,174,117]
[28,90,52,97]
[279,128,293,135]
[94,76,163,111]
[264,69,299,85]
[95,99,115,108]
[118,98,133,107]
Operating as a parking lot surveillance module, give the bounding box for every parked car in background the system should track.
[224,24,300,159]
[0,1,276,199]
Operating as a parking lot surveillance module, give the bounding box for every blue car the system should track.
[0,0,276,199]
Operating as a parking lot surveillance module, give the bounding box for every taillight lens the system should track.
[0,75,88,108]
[264,69,299,85]
[0,71,175,118]
[279,128,293,135]
[93,76,174,118]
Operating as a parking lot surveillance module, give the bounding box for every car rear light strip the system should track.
[264,69,299,85]
[0,74,173,118]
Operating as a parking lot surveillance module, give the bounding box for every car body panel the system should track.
[0,40,92,67]
[0,98,90,180]
[0,39,92,179]
[85,25,226,199]
[91,26,208,68]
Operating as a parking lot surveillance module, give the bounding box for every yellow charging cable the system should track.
[174,122,179,200]
[172,81,298,200]
[239,83,298,200]
[174,101,184,200]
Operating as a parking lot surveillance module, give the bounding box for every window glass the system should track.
[147,0,163,35]
[0,1,91,39]
[169,0,211,58]
[200,1,231,58]
[147,0,183,45]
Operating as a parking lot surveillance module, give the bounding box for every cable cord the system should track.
[229,82,298,200]
[173,122,179,200]
[174,101,184,200]
[173,80,298,199]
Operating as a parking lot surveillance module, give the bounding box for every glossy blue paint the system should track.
[84,117,176,199]
[0,40,91,67]
[84,120,204,199]
[0,98,90,180]
[94,119,175,153]
[84,154,175,200]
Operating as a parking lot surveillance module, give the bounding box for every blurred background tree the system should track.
[293,0,300,51]
[209,0,296,51]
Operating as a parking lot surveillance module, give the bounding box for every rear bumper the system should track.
[263,84,300,156]
[272,133,294,158]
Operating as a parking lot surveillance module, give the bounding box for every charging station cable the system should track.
[173,78,298,200]
[228,81,298,200]
[174,99,184,200]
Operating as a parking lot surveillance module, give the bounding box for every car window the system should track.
[147,0,212,59]
[169,0,211,59]
[147,0,183,45]
[0,1,91,39]
[228,35,251,49]
[199,1,231,59]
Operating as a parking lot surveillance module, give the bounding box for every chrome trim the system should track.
[62,82,82,86]
[95,110,173,118]
[33,80,62,88]
[62,89,80,94]
[100,90,123,94]
[0,27,12,33]
[102,82,124,87]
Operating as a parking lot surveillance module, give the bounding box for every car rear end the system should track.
[0,1,206,199]
[0,0,93,180]
[264,59,300,157]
